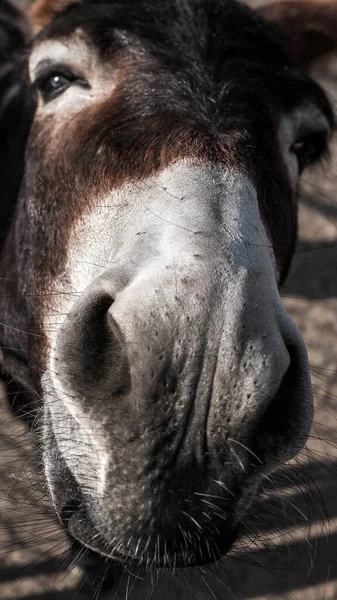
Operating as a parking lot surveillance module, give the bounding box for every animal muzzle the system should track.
[42,165,312,566]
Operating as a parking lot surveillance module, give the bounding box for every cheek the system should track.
[282,150,300,194]
[256,168,297,284]
[277,115,303,197]
[36,89,94,117]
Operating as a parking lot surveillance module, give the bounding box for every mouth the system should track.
[44,405,244,568]
[61,494,242,568]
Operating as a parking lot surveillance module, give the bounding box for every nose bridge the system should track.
[110,164,280,334]
[109,163,276,292]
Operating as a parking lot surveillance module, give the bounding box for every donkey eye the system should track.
[291,132,328,174]
[34,65,88,103]
[43,74,70,98]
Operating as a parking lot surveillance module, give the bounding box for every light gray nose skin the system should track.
[43,163,312,566]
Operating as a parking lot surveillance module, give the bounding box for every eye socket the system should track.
[290,131,329,174]
[33,64,89,103]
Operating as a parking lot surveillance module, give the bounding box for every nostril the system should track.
[252,341,310,463]
[60,499,81,527]
[54,287,131,399]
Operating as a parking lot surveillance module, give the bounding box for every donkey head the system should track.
[0,0,335,567]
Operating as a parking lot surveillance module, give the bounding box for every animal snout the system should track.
[40,165,312,565]
[53,283,131,402]
[44,259,311,565]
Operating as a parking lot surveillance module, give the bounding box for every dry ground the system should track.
[2,6,337,600]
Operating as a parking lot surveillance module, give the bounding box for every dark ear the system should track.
[28,0,80,31]
[258,0,337,67]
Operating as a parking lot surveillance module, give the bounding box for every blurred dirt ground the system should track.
[2,3,337,600]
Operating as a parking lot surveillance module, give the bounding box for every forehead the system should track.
[34,0,292,66]
[30,0,332,120]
